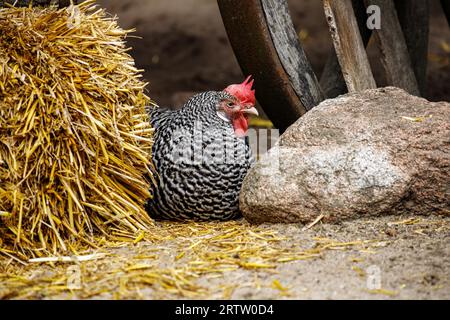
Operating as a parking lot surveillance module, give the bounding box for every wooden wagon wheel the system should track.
[218,0,440,132]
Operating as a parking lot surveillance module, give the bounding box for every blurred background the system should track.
[97,0,450,109]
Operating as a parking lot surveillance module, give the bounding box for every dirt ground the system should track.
[1,215,449,299]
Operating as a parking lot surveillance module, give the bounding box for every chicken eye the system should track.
[227,102,235,107]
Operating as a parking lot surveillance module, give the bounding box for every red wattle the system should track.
[232,114,248,138]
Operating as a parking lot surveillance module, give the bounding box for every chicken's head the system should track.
[218,76,258,137]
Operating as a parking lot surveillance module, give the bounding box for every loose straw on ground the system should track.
[4,217,444,299]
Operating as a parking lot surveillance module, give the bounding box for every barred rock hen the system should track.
[146,76,258,220]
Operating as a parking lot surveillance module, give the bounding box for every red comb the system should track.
[224,75,256,105]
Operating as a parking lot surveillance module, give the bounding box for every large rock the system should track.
[240,87,450,223]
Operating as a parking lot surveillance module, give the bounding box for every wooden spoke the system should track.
[320,0,373,98]
[395,0,430,96]
[261,0,324,109]
[367,0,420,96]
[323,0,377,92]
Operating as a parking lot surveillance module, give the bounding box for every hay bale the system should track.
[0,1,154,261]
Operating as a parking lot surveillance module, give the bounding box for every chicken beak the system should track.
[242,106,259,117]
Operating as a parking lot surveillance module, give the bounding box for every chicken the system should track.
[146,76,258,220]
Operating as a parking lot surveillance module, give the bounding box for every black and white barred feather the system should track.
[146,91,253,220]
